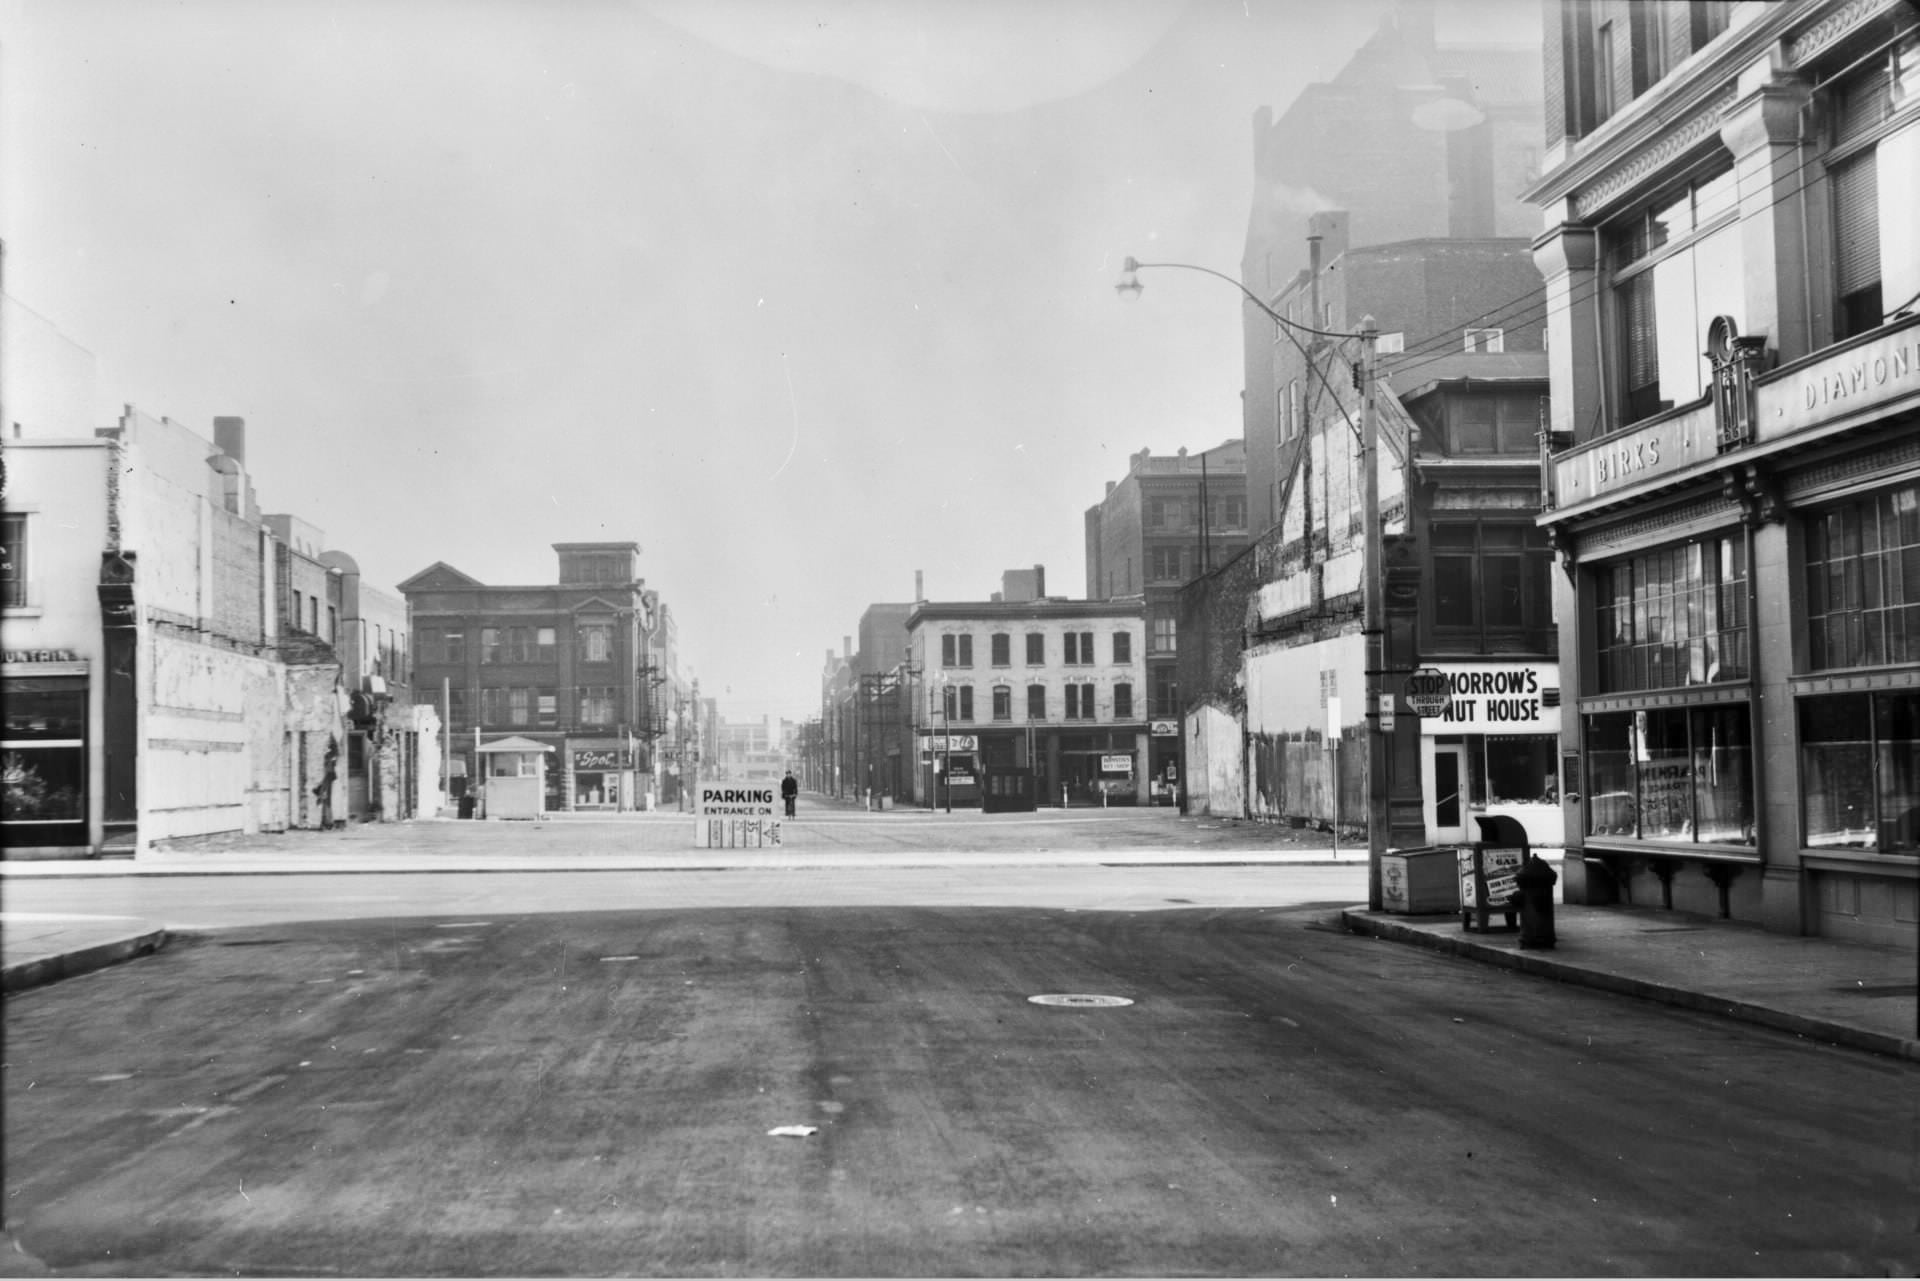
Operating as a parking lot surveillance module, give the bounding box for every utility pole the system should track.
[1360,314,1388,912]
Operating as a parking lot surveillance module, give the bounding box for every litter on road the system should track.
[767,1125,819,1138]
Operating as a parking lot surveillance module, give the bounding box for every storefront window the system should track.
[1804,485,1920,670]
[1801,691,1920,851]
[1,685,86,825]
[1594,534,1749,692]
[1582,706,1753,844]
[1483,736,1558,805]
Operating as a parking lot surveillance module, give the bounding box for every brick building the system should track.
[906,595,1147,808]
[1242,5,1544,532]
[400,543,662,813]
[1085,440,1249,798]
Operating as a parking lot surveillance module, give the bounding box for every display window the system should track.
[1799,691,1920,852]
[2,680,88,843]
[1583,706,1754,845]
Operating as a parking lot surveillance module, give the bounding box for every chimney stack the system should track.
[213,416,247,464]
[915,570,924,603]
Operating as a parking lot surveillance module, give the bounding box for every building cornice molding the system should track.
[1788,0,1909,64]
[1532,0,1911,220]
[1525,3,1815,212]
[1569,86,1740,221]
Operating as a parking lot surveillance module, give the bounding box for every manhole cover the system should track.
[1028,994,1134,1008]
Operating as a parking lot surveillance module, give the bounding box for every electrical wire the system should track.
[1372,92,1916,385]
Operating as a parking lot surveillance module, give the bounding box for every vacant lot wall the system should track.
[146,632,284,840]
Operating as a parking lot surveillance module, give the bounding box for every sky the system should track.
[0,0,1538,724]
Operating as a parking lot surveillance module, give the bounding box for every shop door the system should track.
[1430,743,1469,844]
[347,733,371,818]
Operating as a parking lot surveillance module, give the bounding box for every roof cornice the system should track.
[1523,1,1842,217]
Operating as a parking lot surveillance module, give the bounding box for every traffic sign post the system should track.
[1404,668,1453,719]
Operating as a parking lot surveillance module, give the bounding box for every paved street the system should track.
[4,813,1917,1276]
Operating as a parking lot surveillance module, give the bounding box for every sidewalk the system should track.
[1,912,167,994]
[1342,904,1919,1063]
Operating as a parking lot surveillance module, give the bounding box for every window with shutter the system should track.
[1620,271,1661,420]
[1832,152,1882,338]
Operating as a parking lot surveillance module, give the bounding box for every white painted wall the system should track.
[1185,701,1245,817]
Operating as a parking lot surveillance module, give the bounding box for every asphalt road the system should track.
[6,893,1916,1276]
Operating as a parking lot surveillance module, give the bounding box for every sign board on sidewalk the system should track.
[694,786,780,849]
[1457,846,1522,908]
[697,786,775,817]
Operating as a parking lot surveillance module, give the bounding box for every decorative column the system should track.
[1531,215,1603,449]
[1718,68,1816,361]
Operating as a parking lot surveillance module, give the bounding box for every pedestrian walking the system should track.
[781,769,798,819]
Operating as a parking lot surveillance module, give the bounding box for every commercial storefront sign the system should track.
[1100,754,1133,775]
[920,734,978,753]
[572,749,627,770]
[3,649,83,665]
[1553,405,1713,507]
[1416,663,1561,735]
[1150,720,1178,737]
[1760,322,1920,441]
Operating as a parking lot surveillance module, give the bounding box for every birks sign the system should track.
[1414,663,1561,735]
[697,786,775,817]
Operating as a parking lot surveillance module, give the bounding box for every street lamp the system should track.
[1116,254,1391,912]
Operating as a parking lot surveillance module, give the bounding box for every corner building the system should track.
[400,543,658,813]
[1530,0,1919,947]
[905,598,1147,808]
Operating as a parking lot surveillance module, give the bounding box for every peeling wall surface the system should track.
[286,667,345,830]
[1243,630,1369,827]
[406,705,445,817]
[1184,702,1246,818]
[145,633,283,840]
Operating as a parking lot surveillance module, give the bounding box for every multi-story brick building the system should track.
[906,595,1147,807]
[400,543,661,813]
[1085,441,1249,799]
[1242,6,1544,533]
[1529,0,1919,947]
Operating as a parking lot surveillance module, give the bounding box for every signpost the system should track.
[1404,668,1453,718]
[695,784,781,848]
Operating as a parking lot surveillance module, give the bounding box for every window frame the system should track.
[1429,521,1555,646]
[1605,162,1740,427]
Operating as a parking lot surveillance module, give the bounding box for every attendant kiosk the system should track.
[475,735,554,820]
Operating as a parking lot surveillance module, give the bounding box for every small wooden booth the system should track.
[475,735,554,820]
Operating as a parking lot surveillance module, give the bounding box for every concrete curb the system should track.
[2,929,170,995]
[0,856,1360,880]
[1339,909,1920,1064]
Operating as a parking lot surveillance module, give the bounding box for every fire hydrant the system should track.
[1514,853,1558,950]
